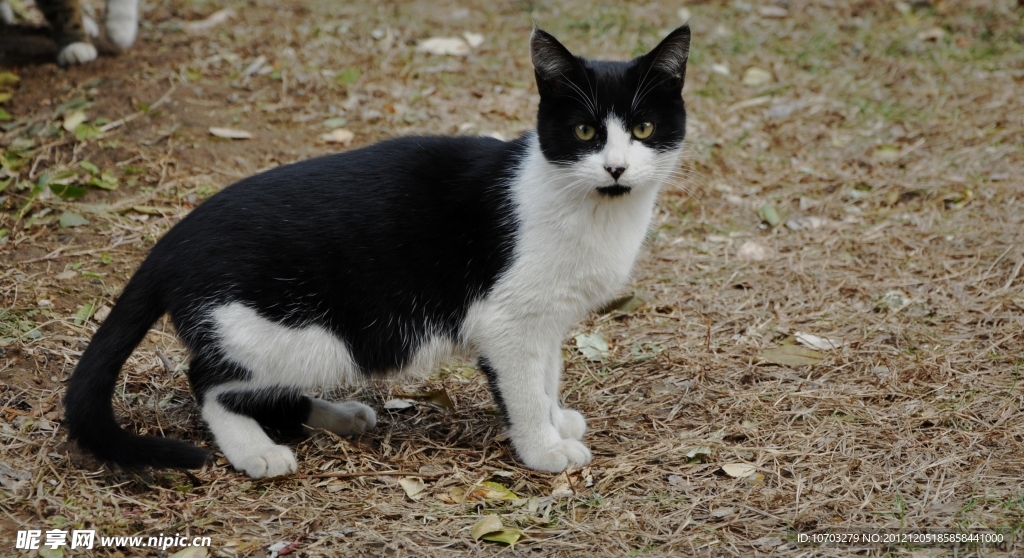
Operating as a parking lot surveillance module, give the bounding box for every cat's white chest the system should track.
[468,137,662,338]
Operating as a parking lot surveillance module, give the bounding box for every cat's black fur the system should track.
[65,137,523,467]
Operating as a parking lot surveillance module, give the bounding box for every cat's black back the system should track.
[151,136,524,381]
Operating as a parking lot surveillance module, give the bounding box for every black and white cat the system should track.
[64,25,691,478]
[0,0,138,64]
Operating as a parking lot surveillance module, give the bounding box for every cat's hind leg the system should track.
[202,385,299,478]
[202,383,376,477]
[307,398,377,437]
[191,354,301,478]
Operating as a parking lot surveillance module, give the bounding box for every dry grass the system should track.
[2,0,1023,556]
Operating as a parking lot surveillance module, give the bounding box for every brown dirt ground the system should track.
[2,0,1023,556]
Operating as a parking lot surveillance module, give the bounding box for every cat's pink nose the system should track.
[604,166,627,180]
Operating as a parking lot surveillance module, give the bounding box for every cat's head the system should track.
[531,25,690,198]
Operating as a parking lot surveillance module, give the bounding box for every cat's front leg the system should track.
[478,341,591,472]
[545,349,587,440]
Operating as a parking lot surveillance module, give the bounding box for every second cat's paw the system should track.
[234,444,298,478]
[517,439,592,473]
[104,0,138,50]
[83,14,99,38]
[307,399,377,437]
[553,408,587,440]
[58,43,98,65]
[0,1,14,25]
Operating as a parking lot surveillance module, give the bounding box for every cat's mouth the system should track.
[596,185,632,197]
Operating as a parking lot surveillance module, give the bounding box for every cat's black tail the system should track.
[63,269,209,469]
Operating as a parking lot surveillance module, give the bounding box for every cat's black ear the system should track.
[642,25,691,88]
[530,27,581,94]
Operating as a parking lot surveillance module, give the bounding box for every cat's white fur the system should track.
[207,121,682,477]
[58,43,97,65]
[0,1,13,24]
[104,0,138,50]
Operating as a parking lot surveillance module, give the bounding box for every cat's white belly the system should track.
[213,303,362,388]
[212,303,466,388]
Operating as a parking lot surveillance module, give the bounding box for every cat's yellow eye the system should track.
[632,122,655,140]
[573,124,597,141]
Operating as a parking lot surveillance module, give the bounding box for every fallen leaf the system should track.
[574,332,609,361]
[50,184,88,199]
[398,476,426,500]
[58,211,89,228]
[875,290,911,312]
[335,68,360,85]
[417,37,470,56]
[710,507,736,518]
[596,292,647,314]
[873,145,901,161]
[322,117,348,129]
[0,71,20,87]
[550,478,573,498]
[685,446,713,460]
[185,8,235,33]
[79,160,99,175]
[742,67,771,86]
[470,515,503,540]
[758,346,823,367]
[75,123,101,141]
[481,529,521,547]
[757,203,781,227]
[721,463,756,478]
[38,548,63,558]
[319,128,355,146]
[678,8,691,23]
[711,63,730,75]
[794,331,846,350]
[470,516,521,547]
[73,303,94,325]
[383,399,415,410]
[209,127,253,139]
[62,110,87,132]
[55,270,77,281]
[451,481,518,502]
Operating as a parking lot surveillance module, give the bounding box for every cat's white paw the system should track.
[58,43,98,65]
[554,408,587,441]
[307,399,377,437]
[517,438,592,472]
[234,444,298,478]
[83,15,100,38]
[104,0,138,50]
[1,1,16,25]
